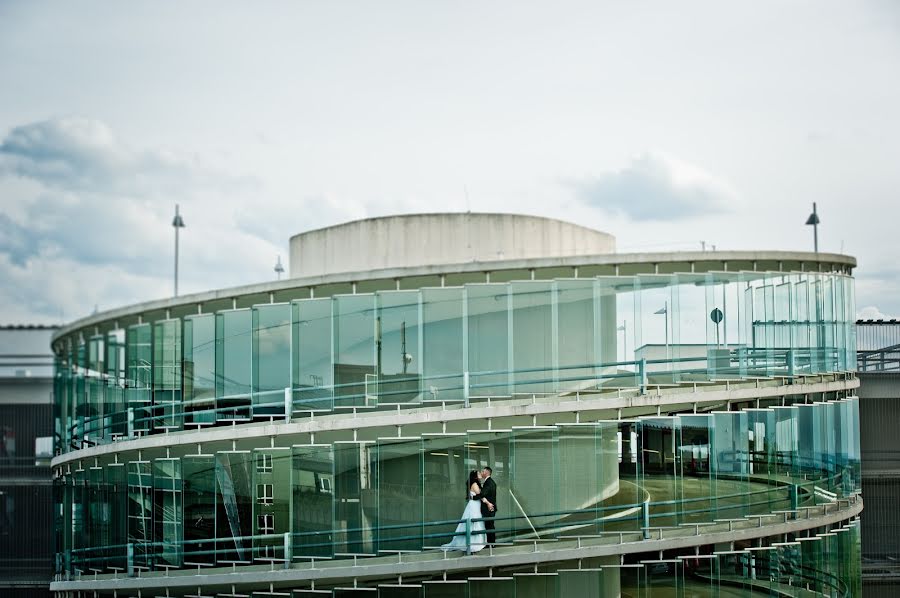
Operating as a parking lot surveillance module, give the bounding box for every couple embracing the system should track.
[441,466,497,553]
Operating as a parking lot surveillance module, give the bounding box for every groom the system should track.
[479,467,497,546]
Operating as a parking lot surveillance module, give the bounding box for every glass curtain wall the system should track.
[55,272,856,451]
[56,398,860,573]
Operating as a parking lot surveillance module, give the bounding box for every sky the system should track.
[1,1,899,324]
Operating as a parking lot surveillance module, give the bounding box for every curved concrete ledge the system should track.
[52,375,859,468]
[52,250,855,344]
[49,496,862,593]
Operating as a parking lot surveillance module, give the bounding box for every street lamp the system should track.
[274,255,285,280]
[805,202,820,253]
[654,302,669,362]
[172,204,186,297]
[617,322,628,364]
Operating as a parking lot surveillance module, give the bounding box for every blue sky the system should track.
[1,1,899,323]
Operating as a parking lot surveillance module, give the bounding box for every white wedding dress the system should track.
[441,491,487,553]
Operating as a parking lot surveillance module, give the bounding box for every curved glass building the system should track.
[50,214,863,596]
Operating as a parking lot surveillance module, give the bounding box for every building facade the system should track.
[0,325,57,598]
[50,214,862,596]
[855,319,900,596]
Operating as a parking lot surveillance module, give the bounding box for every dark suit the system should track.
[479,477,497,544]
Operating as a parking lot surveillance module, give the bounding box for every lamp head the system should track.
[172,204,186,228]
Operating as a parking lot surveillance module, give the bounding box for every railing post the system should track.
[283,532,291,569]
[790,484,799,512]
[639,358,648,394]
[463,371,470,408]
[641,500,650,539]
[126,543,134,577]
[284,387,291,423]
[787,349,795,378]
[465,517,472,555]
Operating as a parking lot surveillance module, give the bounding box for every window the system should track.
[256,453,272,473]
[257,483,273,505]
[258,513,275,535]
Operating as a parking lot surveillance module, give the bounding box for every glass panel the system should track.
[422,581,468,598]
[152,319,182,431]
[125,323,152,435]
[636,275,675,385]
[712,411,750,518]
[514,573,558,598]
[376,291,422,404]
[376,438,423,551]
[468,577,514,598]
[605,277,635,374]
[183,314,216,426]
[252,447,291,561]
[85,335,103,443]
[466,284,510,398]
[127,459,153,569]
[183,454,216,566]
[153,458,182,567]
[333,295,375,408]
[215,451,253,563]
[557,423,616,534]
[106,463,127,570]
[466,431,510,543]
[511,281,554,394]
[105,330,126,438]
[677,414,714,524]
[422,434,467,549]
[85,466,105,571]
[252,303,292,416]
[422,288,464,402]
[639,417,681,527]
[216,310,252,421]
[292,298,334,412]
[292,444,335,559]
[556,279,598,392]
[333,442,376,554]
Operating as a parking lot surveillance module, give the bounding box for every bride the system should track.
[441,470,487,553]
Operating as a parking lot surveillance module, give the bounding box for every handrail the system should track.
[60,468,853,573]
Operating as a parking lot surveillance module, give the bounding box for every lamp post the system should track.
[172,204,186,297]
[617,321,627,364]
[654,302,669,362]
[805,202,820,253]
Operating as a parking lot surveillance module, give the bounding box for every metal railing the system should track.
[58,469,857,578]
[59,346,849,452]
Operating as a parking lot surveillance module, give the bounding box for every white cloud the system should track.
[568,152,737,221]
[0,116,301,323]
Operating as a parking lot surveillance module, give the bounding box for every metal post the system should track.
[284,387,291,423]
[639,358,648,394]
[813,204,818,253]
[664,300,669,360]
[641,500,650,539]
[465,518,472,555]
[172,204,185,297]
[463,371,470,408]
